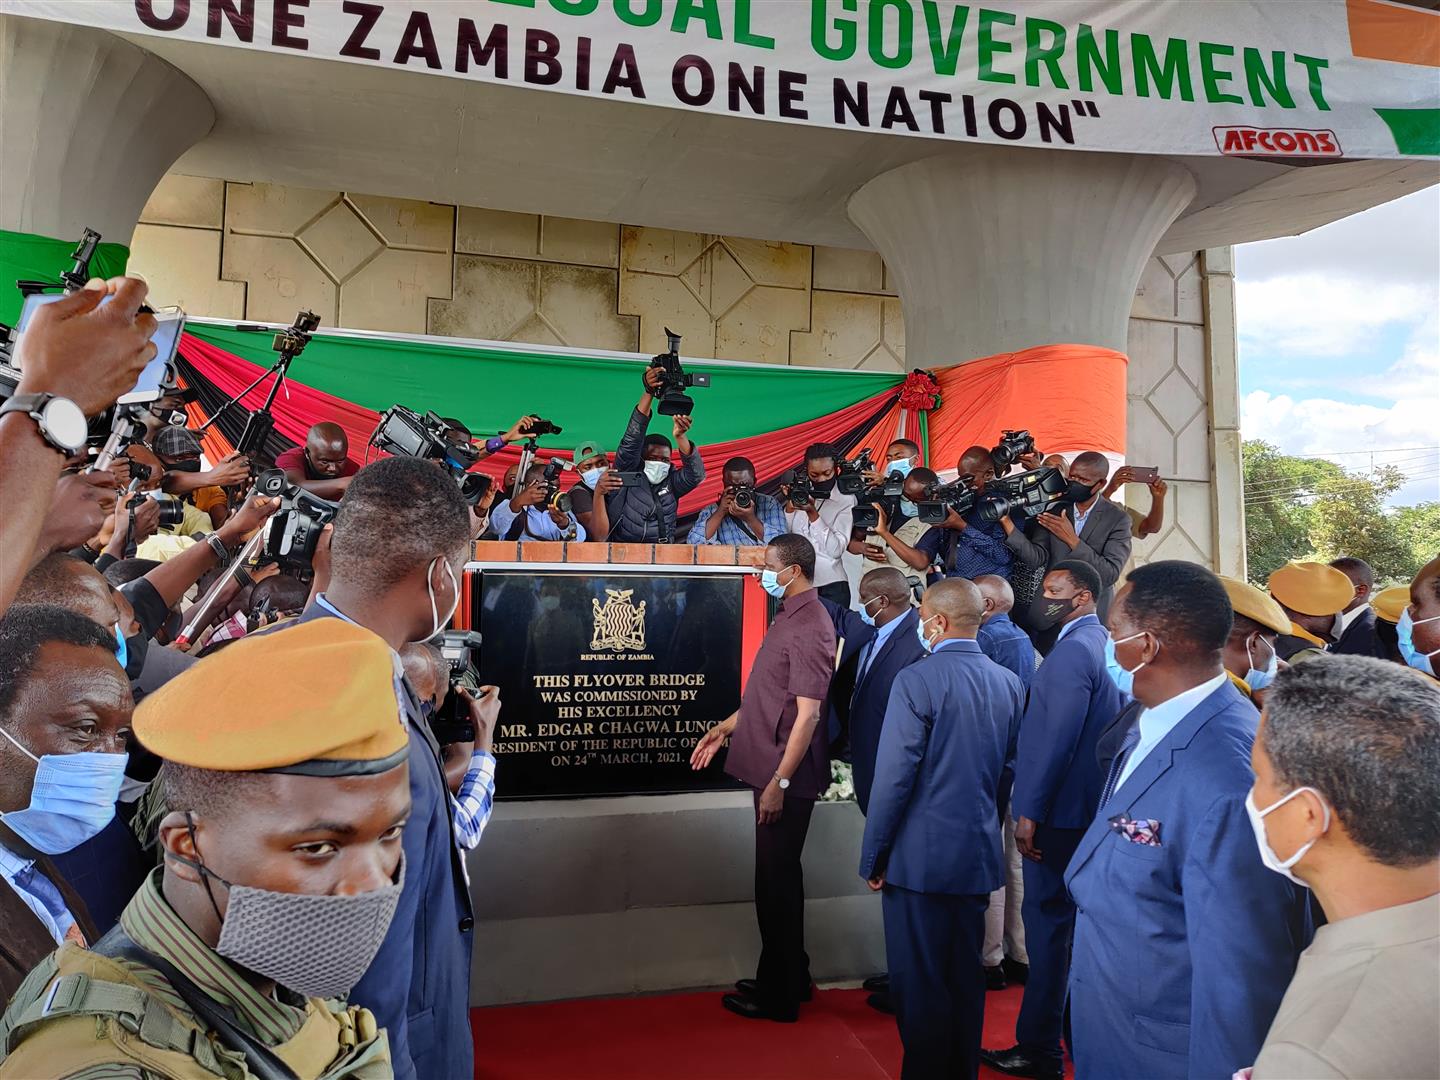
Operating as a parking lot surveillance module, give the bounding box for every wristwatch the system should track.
[775,774,791,791]
[0,393,87,456]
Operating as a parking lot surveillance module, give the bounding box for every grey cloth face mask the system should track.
[179,817,404,1000]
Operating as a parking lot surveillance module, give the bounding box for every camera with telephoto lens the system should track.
[253,468,339,573]
[520,417,563,438]
[991,429,1036,472]
[976,466,1068,523]
[781,468,829,510]
[371,405,492,507]
[649,328,711,417]
[836,448,874,497]
[433,629,484,745]
[852,474,905,531]
[730,484,756,510]
[150,496,186,529]
[917,475,979,525]
[540,459,572,514]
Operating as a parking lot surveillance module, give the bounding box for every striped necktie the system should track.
[1099,725,1142,809]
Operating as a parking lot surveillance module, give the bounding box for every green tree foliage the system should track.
[1243,440,1437,585]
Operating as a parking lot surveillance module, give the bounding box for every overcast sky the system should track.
[1235,184,1440,507]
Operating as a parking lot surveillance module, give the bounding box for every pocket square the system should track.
[1108,814,1162,846]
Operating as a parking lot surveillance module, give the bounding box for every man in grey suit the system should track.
[1001,451,1132,651]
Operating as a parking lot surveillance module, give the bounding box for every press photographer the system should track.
[1002,450,1132,646]
[568,440,623,542]
[153,425,243,529]
[854,466,938,578]
[492,461,587,542]
[782,442,855,606]
[911,445,1020,583]
[687,456,785,546]
[606,347,706,543]
[276,420,359,498]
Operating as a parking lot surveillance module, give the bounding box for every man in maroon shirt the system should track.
[691,533,837,1022]
[274,421,360,499]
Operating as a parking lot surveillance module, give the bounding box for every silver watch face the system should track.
[40,397,88,452]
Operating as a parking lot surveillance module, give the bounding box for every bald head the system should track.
[1042,454,1067,469]
[959,445,997,490]
[921,578,984,642]
[305,422,350,478]
[973,575,1014,622]
[400,642,444,707]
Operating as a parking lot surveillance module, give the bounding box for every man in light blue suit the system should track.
[1065,561,1311,1080]
[985,560,1125,1079]
[860,579,1025,1080]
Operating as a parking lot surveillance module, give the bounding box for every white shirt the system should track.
[1334,603,1370,638]
[787,491,856,588]
[1115,672,1228,789]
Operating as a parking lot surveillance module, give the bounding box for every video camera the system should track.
[853,475,905,531]
[917,476,979,525]
[433,629,484,745]
[519,417,563,438]
[780,468,829,510]
[991,429,1036,472]
[835,448,874,497]
[253,468,340,573]
[649,328,710,417]
[371,405,493,507]
[976,466,1068,523]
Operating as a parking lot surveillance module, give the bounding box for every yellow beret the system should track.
[1267,561,1354,617]
[1373,585,1410,624]
[1218,576,1290,635]
[135,619,408,776]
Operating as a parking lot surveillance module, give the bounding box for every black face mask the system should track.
[1064,479,1097,504]
[166,459,202,474]
[812,477,838,494]
[1031,596,1080,631]
[124,632,150,681]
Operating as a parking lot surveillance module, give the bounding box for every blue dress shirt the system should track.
[490,500,586,542]
[686,492,786,546]
[1114,672,1228,789]
[858,607,910,681]
[0,842,75,944]
[977,612,1038,688]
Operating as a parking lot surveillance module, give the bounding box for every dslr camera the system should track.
[253,468,340,573]
[539,459,572,514]
[729,483,756,510]
[976,466,1067,523]
[781,468,829,510]
[649,329,711,417]
[991,429,1036,472]
[433,629,484,745]
[371,405,492,507]
[917,475,979,525]
[835,448,874,497]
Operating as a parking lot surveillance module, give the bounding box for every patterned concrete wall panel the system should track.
[1130,252,1204,324]
[790,291,904,371]
[1129,480,1215,569]
[127,223,245,318]
[1125,319,1180,397]
[225,182,338,236]
[138,174,224,230]
[723,237,812,290]
[714,284,812,366]
[613,265,716,357]
[222,232,337,326]
[341,248,454,335]
[348,195,453,253]
[812,246,893,296]
[457,207,618,268]
[429,255,636,351]
[620,226,708,276]
[300,201,381,282]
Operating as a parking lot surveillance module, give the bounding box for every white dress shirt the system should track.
[787,491,856,588]
[1333,603,1370,639]
[1115,672,1228,789]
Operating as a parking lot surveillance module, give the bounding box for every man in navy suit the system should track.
[276,458,481,1080]
[975,574,1038,690]
[860,579,1025,1080]
[1065,561,1310,1080]
[1328,556,1387,658]
[983,560,1124,1079]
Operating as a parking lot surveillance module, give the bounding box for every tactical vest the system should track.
[0,945,390,1079]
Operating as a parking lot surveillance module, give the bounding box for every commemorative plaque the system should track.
[476,569,746,798]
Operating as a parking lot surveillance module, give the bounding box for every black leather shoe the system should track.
[984,964,1008,991]
[979,1046,1063,1079]
[861,973,890,993]
[865,991,895,1015]
[1003,957,1029,986]
[733,979,813,1002]
[721,992,798,1023]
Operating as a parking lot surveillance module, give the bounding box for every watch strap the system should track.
[0,392,83,455]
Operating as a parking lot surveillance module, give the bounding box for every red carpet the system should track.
[473,984,1073,1080]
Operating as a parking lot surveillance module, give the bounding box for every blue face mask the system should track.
[1103,632,1148,695]
[859,596,884,627]
[888,459,914,480]
[899,498,919,518]
[760,565,795,599]
[581,467,606,489]
[0,727,126,854]
[113,622,127,672]
[916,614,940,653]
[1398,607,1440,676]
[1245,634,1279,692]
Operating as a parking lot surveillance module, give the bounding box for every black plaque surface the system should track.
[477,570,745,799]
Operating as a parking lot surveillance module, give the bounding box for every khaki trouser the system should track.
[983,815,1027,967]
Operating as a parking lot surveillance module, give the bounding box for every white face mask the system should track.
[643,460,671,485]
[1245,786,1330,887]
[420,557,459,643]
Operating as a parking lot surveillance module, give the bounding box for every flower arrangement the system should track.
[822,760,856,802]
[898,368,941,412]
